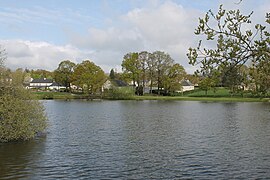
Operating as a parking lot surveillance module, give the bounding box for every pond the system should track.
[1,100,270,179]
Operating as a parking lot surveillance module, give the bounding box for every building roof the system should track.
[50,82,64,87]
[31,78,53,83]
[181,80,194,86]
[113,79,128,87]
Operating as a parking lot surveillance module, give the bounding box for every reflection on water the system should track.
[0,137,45,179]
[0,100,269,179]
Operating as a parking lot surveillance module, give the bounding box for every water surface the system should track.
[1,100,270,179]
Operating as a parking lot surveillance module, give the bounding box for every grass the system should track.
[186,87,231,97]
[32,91,82,100]
[31,89,270,102]
[185,87,269,98]
[133,95,268,102]
[131,87,269,102]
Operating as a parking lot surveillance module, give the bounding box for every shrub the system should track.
[107,87,135,100]
[0,86,47,142]
[42,92,54,99]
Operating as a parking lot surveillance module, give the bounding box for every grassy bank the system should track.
[132,95,269,102]
[32,92,87,100]
[31,91,269,102]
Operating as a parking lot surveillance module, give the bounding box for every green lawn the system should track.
[31,89,269,102]
[133,87,269,102]
[184,87,268,98]
[133,95,268,102]
[32,91,80,99]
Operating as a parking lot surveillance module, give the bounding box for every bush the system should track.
[42,92,54,99]
[0,86,47,142]
[106,87,135,100]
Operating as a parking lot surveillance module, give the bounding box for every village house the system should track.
[29,78,53,89]
[48,82,66,91]
[180,80,195,92]
[102,79,128,91]
[27,78,65,91]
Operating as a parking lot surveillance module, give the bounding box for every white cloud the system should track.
[69,1,202,73]
[0,39,94,71]
[0,39,125,73]
[125,1,197,46]
[71,27,143,52]
[1,0,269,74]
[125,1,202,69]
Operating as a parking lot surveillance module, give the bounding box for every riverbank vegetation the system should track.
[0,48,47,143]
[30,87,269,102]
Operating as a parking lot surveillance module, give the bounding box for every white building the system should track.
[28,78,66,90]
[29,78,53,88]
[48,82,66,91]
[181,80,195,92]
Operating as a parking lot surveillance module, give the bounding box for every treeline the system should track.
[52,51,187,95]
[2,60,106,95]
[54,60,106,95]
[4,51,188,96]
[121,51,186,94]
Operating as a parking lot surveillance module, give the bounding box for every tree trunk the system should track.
[150,78,153,94]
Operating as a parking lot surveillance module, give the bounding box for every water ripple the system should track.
[0,100,270,179]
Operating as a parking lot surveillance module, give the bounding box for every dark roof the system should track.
[113,79,128,87]
[181,80,194,86]
[50,82,63,86]
[31,78,53,83]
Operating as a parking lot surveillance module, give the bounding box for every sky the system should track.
[0,0,269,73]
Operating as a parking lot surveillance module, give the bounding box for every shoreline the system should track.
[33,92,269,102]
[132,96,269,102]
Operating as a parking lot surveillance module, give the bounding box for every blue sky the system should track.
[0,0,269,73]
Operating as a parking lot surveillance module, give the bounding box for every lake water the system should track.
[1,100,270,179]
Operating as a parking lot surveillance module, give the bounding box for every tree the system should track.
[30,69,53,79]
[199,76,218,95]
[249,60,270,96]
[163,63,186,93]
[72,60,106,95]
[121,52,141,87]
[138,51,149,89]
[54,60,76,92]
[23,72,32,85]
[152,51,174,93]
[109,69,115,80]
[145,52,157,93]
[12,68,26,85]
[121,51,186,95]
[187,5,270,83]
[219,64,243,92]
